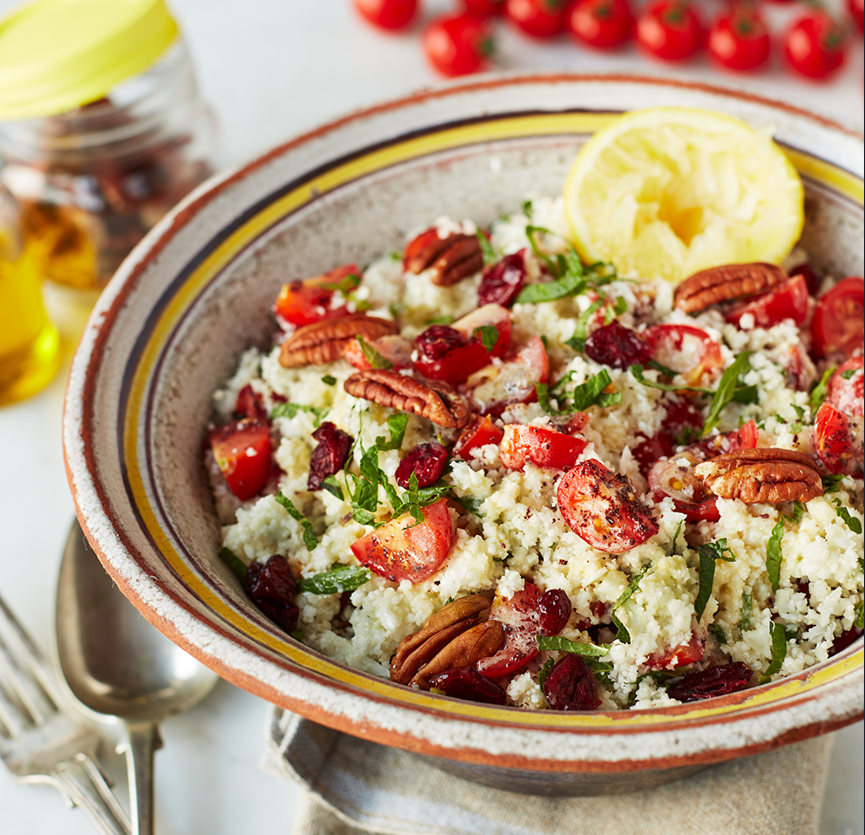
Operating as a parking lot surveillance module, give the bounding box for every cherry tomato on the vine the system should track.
[352,0,418,32]
[505,0,569,39]
[568,0,634,50]
[423,13,495,76]
[783,11,848,80]
[636,0,703,62]
[708,5,771,72]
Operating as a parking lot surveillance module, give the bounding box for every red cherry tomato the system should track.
[234,384,268,421]
[783,11,847,80]
[461,0,506,15]
[451,304,513,358]
[273,264,357,328]
[643,324,723,386]
[500,424,587,470]
[558,459,659,552]
[636,0,703,62]
[725,274,809,329]
[422,14,495,77]
[350,498,455,583]
[646,634,705,670]
[209,419,273,501]
[849,0,864,34]
[827,357,864,418]
[568,0,634,50]
[505,0,569,38]
[708,5,771,72]
[453,415,505,460]
[466,335,549,414]
[813,402,864,477]
[476,582,544,677]
[352,0,418,31]
[810,277,865,359]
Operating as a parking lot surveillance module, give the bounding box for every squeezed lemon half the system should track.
[564,107,805,284]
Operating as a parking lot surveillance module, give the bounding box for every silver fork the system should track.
[0,592,131,834]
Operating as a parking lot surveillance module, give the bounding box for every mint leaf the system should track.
[708,624,727,645]
[375,413,408,451]
[629,363,710,394]
[536,636,609,656]
[477,230,497,266]
[516,271,585,304]
[321,375,337,386]
[603,295,628,324]
[271,401,330,427]
[738,591,753,632]
[695,539,736,620]
[761,621,788,682]
[455,495,485,518]
[809,365,837,413]
[218,546,248,583]
[786,501,805,524]
[841,368,857,380]
[298,565,370,595]
[701,352,752,438]
[275,492,317,550]
[537,658,554,689]
[833,499,862,534]
[321,475,344,501]
[821,473,844,493]
[473,325,499,352]
[356,335,393,370]
[611,564,652,644]
[571,369,622,411]
[564,299,604,352]
[766,518,785,592]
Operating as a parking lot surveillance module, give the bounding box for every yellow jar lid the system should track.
[0,0,179,121]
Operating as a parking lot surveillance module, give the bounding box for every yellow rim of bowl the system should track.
[122,112,863,728]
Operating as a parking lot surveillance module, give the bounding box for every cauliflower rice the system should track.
[209,196,864,711]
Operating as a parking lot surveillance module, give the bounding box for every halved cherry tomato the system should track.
[476,582,543,677]
[568,0,634,50]
[453,415,505,460]
[353,0,418,31]
[209,419,273,501]
[810,277,865,359]
[235,384,268,421]
[273,264,358,328]
[451,304,512,358]
[814,402,864,477]
[344,334,413,371]
[646,634,705,670]
[350,498,454,583]
[558,459,658,552]
[505,0,568,39]
[466,335,549,414]
[827,356,864,417]
[725,274,809,329]
[500,424,587,470]
[636,0,703,62]
[643,324,723,386]
[708,5,770,72]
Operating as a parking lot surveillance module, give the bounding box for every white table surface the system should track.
[1,1,863,833]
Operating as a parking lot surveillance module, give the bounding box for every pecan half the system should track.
[390,593,492,685]
[344,369,470,429]
[405,232,483,287]
[694,448,823,504]
[279,315,398,368]
[674,263,787,314]
[410,620,505,689]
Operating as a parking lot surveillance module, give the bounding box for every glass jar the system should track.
[0,178,59,405]
[0,0,215,329]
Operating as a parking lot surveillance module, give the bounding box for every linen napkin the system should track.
[261,708,833,835]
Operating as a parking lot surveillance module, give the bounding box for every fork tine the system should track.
[0,594,63,702]
[0,624,57,726]
[0,672,26,737]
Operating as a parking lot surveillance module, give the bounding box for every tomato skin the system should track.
[209,419,273,501]
[423,14,494,77]
[353,0,418,31]
[500,425,587,470]
[453,415,505,460]
[234,384,268,421]
[476,582,543,677]
[461,0,506,15]
[849,0,864,34]
[451,304,513,359]
[643,324,723,386]
[505,0,568,38]
[558,460,658,553]
[708,6,770,72]
[725,274,809,329]
[783,11,847,80]
[350,498,455,583]
[636,0,703,62]
[646,634,705,670]
[814,402,864,477]
[568,0,634,50]
[274,264,357,328]
[810,277,865,359]
[827,357,864,418]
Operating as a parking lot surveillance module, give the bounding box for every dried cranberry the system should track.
[245,555,299,632]
[631,433,675,478]
[478,250,527,307]
[234,384,268,421]
[584,321,651,370]
[307,421,353,491]
[543,654,600,711]
[830,627,863,656]
[537,589,571,634]
[790,262,821,296]
[395,443,448,488]
[667,661,752,703]
[415,325,466,360]
[427,666,507,705]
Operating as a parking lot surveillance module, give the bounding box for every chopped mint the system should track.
[695,539,736,620]
[275,492,317,551]
[218,546,248,583]
[298,565,370,595]
[766,519,785,592]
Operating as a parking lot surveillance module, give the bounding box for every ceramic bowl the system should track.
[63,74,864,795]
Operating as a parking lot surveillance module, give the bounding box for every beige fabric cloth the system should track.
[261,709,833,835]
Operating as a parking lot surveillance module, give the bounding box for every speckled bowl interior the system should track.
[63,74,864,795]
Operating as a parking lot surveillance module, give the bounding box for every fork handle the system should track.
[121,721,160,835]
[53,753,132,835]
